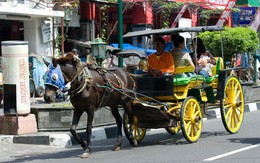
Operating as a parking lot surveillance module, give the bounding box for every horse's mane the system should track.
[53,52,97,74]
[55,52,75,64]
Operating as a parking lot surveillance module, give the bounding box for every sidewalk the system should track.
[1,101,260,147]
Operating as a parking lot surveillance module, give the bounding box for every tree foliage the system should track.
[153,0,183,28]
[198,27,259,62]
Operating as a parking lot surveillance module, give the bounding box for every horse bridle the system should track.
[66,63,93,96]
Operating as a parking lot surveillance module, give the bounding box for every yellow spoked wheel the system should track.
[220,76,244,134]
[180,96,203,143]
[123,112,146,143]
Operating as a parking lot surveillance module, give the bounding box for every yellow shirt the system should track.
[147,51,175,74]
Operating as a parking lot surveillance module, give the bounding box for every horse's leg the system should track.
[110,105,123,151]
[70,110,87,151]
[83,110,94,156]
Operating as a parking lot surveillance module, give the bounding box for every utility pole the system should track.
[118,0,123,67]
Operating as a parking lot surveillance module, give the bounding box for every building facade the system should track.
[0,0,64,56]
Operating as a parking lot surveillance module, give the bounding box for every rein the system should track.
[61,60,168,109]
[65,62,93,96]
[68,67,89,96]
[70,63,92,85]
[96,81,169,110]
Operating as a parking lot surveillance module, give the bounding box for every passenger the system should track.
[190,37,216,77]
[170,35,194,68]
[197,56,214,77]
[171,34,190,53]
[147,37,175,76]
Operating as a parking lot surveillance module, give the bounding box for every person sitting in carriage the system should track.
[170,35,195,77]
[170,35,195,68]
[147,37,175,76]
[190,37,216,77]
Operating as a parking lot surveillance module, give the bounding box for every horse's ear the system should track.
[42,58,50,67]
[52,58,58,67]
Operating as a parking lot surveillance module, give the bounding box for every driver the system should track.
[147,37,175,76]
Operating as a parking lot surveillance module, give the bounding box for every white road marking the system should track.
[203,144,259,161]
[248,103,258,112]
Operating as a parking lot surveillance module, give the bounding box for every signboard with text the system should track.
[41,23,53,43]
[232,7,257,27]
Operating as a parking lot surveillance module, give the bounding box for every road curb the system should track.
[1,101,259,147]
[0,125,119,147]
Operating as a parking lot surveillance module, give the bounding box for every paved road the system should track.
[0,110,260,163]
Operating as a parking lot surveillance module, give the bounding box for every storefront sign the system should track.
[232,7,257,27]
[41,23,52,43]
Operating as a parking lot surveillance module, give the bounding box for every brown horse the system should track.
[43,52,136,158]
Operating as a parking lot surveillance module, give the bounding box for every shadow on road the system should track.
[227,137,260,145]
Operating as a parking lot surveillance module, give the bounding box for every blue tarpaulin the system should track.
[110,43,156,56]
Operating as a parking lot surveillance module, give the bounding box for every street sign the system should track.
[232,7,257,27]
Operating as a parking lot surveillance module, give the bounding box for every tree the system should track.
[198,27,259,62]
[153,0,183,28]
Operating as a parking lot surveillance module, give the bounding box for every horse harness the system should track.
[68,63,126,108]
[92,66,125,108]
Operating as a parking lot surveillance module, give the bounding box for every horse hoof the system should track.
[133,139,138,146]
[130,139,138,146]
[81,152,90,158]
[113,146,121,151]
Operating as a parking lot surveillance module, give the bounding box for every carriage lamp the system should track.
[90,36,107,66]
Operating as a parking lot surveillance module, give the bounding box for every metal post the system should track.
[52,17,55,57]
[118,0,123,68]
[61,17,64,57]
[254,51,257,83]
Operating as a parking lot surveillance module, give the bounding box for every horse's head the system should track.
[43,52,79,103]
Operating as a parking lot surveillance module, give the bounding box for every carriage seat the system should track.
[173,66,203,86]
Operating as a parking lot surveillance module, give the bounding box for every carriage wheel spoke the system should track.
[232,108,240,124]
[234,83,238,92]
[186,123,192,136]
[226,109,232,126]
[235,106,243,113]
[225,106,232,120]
[224,103,232,108]
[194,110,200,117]
[235,90,241,100]
[184,116,191,121]
[137,128,142,137]
[231,110,237,128]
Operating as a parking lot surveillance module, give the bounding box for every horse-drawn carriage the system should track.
[119,26,244,144]
[43,26,244,158]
